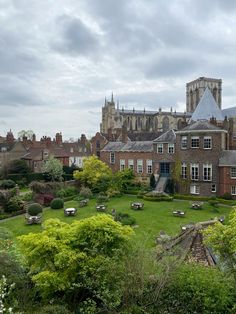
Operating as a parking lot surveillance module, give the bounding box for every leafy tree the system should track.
[73,156,112,189]
[42,157,64,182]
[150,173,156,189]
[203,210,236,282]
[18,215,133,311]
[7,159,31,175]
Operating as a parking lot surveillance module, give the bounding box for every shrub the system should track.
[50,198,64,209]
[221,192,233,200]
[0,179,16,189]
[97,193,109,204]
[27,203,43,216]
[4,196,25,213]
[79,187,92,199]
[114,212,136,226]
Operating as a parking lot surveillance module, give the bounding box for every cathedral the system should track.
[100,77,223,137]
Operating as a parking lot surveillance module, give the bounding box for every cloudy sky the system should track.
[1,0,236,140]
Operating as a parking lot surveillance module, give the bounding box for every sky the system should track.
[1,0,236,140]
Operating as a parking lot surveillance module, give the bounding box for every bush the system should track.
[79,187,92,199]
[114,212,136,226]
[27,203,43,216]
[0,179,16,189]
[97,193,109,204]
[4,196,25,213]
[50,198,64,209]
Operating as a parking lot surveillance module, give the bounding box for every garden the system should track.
[0,156,236,313]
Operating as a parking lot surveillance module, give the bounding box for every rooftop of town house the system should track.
[101,141,153,152]
[176,120,225,133]
[219,150,236,166]
[153,129,176,143]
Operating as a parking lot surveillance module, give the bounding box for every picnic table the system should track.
[25,213,42,224]
[79,199,89,207]
[191,202,203,210]
[96,204,107,212]
[173,210,185,217]
[64,207,77,216]
[131,202,144,210]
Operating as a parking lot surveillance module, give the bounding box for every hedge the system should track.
[143,195,173,202]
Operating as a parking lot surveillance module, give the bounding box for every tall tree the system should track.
[42,156,64,181]
[73,155,112,189]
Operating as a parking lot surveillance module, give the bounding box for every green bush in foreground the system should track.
[27,203,43,216]
[50,198,64,209]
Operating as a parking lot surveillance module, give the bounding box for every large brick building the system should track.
[97,77,236,198]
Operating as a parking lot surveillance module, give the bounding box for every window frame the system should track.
[191,136,200,149]
[110,152,115,164]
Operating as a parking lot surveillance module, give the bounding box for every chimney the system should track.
[6,130,14,145]
[121,126,128,143]
[55,132,62,146]
[80,134,86,145]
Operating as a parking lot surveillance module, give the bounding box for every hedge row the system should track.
[143,195,173,202]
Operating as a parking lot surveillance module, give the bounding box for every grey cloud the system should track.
[52,15,100,57]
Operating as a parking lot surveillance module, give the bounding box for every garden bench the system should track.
[64,208,77,216]
[172,210,185,217]
[25,213,42,225]
[191,202,203,210]
[131,202,144,210]
[96,204,107,212]
[79,199,89,207]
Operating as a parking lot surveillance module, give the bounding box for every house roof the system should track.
[219,150,236,166]
[176,120,226,134]
[153,129,176,143]
[101,141,153,152]
[157,220,218,266]
[190,87,224,122]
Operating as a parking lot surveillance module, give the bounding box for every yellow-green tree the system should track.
[19,215,133,311]
[73,156,112,189]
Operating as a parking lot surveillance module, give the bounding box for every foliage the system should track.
[50,198,64,209]
[0,180,16,189]
[203,209,236,281]
[7,159,31,175]
[149,173,156,189]
[73,156,112,189]
[114,212,136,226]
[42,157,64,182]
[79,187,92,199]
[56,187,77,198]
[113,169,135,192]
[156,263,236,314]
[18,215,133,311]
[27,203,43,216]
[96,193,109,204]
[5,196,25,213]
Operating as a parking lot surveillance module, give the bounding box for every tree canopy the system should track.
[73,156,112,188]
[42,156,64,181]
[18,215,133,311]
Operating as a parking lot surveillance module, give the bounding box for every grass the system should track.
[0,195,232,247]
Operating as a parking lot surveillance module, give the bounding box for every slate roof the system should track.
[101,141,153,152]
[222,106,236,118]
[153,129,176,143]
[190,87,224,122]
[219,150,236,166]
[157,220,218,266]
[176,120,225,133]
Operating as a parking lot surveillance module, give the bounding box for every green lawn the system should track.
[0,195,232,247]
